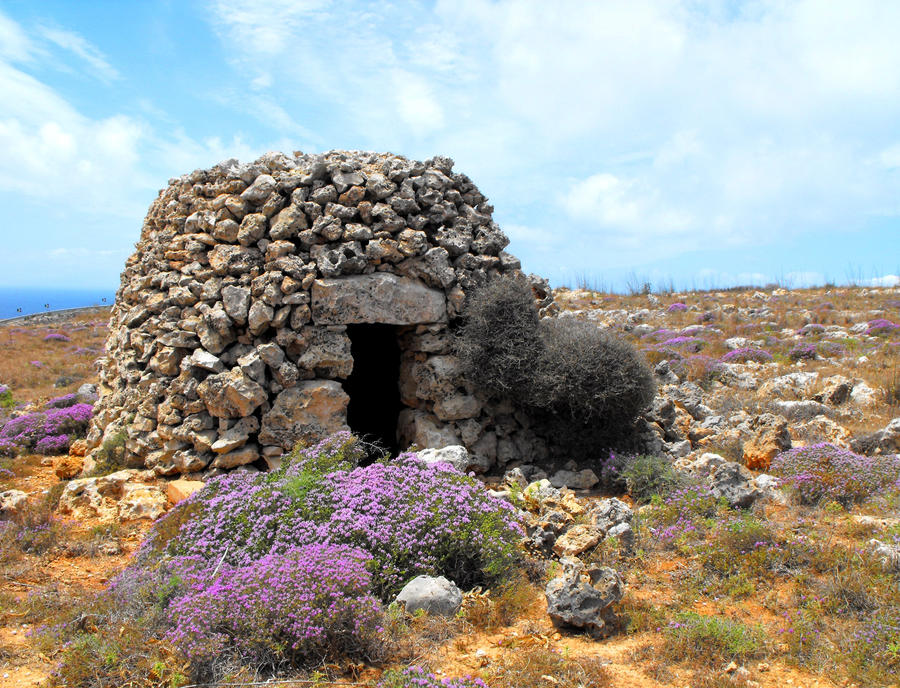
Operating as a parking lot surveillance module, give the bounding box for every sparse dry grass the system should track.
[0,310,109,406]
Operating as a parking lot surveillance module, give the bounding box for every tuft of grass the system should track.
[487,646,611,688]
[663,612,766,667]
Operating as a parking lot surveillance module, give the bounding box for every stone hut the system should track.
[86,150,552,476]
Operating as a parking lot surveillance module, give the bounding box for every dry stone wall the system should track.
[87,150,550,476]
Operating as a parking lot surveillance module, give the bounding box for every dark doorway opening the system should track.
[344,324,403,458]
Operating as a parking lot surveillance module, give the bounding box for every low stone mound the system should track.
[86,150,550,476]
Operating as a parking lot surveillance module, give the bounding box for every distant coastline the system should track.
[0,287,115,320]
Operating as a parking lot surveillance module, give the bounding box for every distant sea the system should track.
[0,287,116,321]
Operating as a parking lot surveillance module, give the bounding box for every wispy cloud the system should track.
[38,25,119,81]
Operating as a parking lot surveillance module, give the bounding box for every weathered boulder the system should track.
[395,575,462,617]
[415,445,471,472]
[58,470,166,522]
[0,489,28,519]
[549,468,599,491]
[54,454,84,479]
[197,368,268,419]
[742,413,791,470]
[545,557,624,637]
[259,381,349,450]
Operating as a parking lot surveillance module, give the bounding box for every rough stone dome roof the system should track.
[87,150,549,476]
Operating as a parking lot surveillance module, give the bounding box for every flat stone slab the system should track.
[311,273,446,325]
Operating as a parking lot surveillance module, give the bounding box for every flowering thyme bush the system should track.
[61,433,522,677]
[165,544,382,666]
[720,347,773,364]
[378,666,488,688]
[788,343,818,361]
[43,332,70,342]
[846,608,900,682]
[771,443,900,506]
[699,513,784,578]
[865,318,899,336]
[648,484,720,547]
[662,336,706,353]
[150,433,523,598]
[0,403,92,456]
[667,302,687,312]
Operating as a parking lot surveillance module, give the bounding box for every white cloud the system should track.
[562,172,692,235]
[38,25,119,81]
[392,70,445,138]
[0,11,32,61]
[868,274,900,287]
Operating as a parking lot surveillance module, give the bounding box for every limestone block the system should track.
[258,380,349,450]
[311,273,446,325]
[197,368,268,419]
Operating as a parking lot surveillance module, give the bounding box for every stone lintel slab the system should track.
[311,273,447,325]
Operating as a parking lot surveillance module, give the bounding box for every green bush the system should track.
[603,453,683,503]
[455,277,656,458]
[664,612,765,666]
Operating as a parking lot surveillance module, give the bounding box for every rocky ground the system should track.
[1,285,899,688]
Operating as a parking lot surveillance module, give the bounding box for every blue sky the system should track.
[0,0,898,292]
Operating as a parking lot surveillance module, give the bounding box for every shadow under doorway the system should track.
[343,323,403,459]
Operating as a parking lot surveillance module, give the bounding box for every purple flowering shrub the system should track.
[663,336,706,353]
[378,666,487,688]
[720,347,773,364]
[667,302,688,312]
[699,513,784,578]
[0,403,92,456]
[43,332,71,342]
[770,443,900,506]
[865,318,899,336]
[165,545,382,666]
[72,433,525,676]
[847,608,900,680]
[788,343,818,361]
[150,433,523,598]
[648,484,720,547]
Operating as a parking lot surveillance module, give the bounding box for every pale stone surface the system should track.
[166,479,205,504]
[259,381,350,450]
[311,273,446,325]
[0,489,28,518]
[415,445,470,472]
[395,575,462,617]
[210,443,260,469]
[197,368,268,419]
[398,409,460,449]
[742,413,791,470]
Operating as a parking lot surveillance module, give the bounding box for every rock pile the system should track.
[86,151,549,476]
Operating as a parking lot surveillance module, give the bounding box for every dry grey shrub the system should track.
[455,276,656,460]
